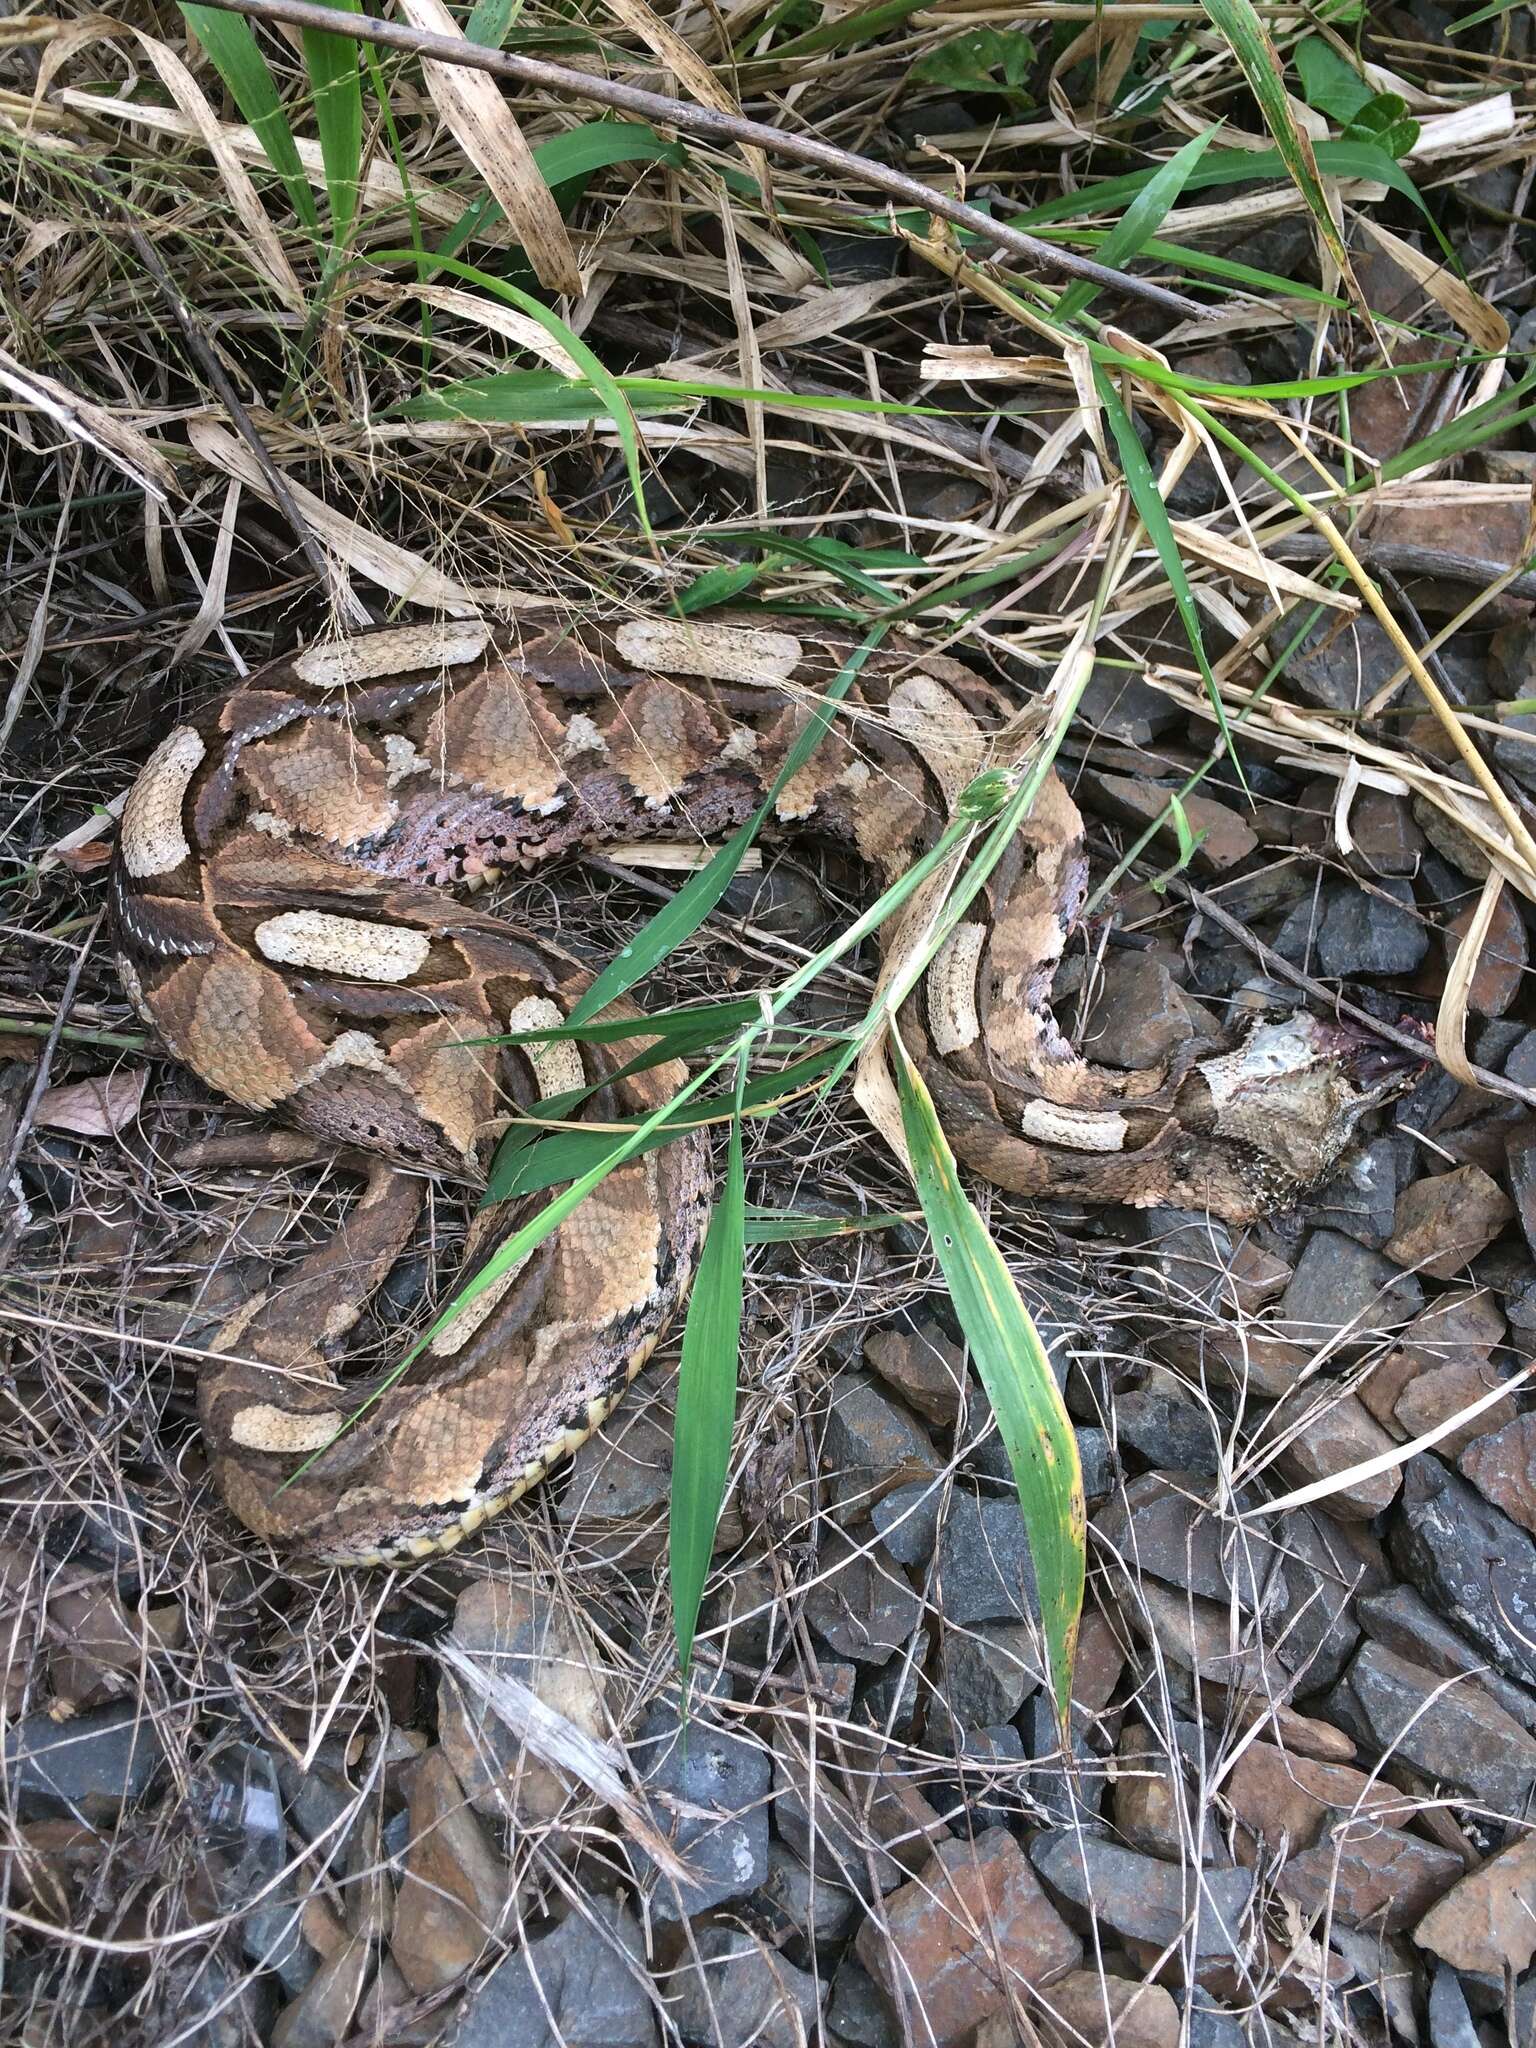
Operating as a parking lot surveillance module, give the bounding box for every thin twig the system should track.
[85,168,337,592]
[179,0,1205,322]
[1174,878,1536,1110]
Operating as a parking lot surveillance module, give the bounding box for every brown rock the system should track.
[1401,1287,1506,1365]
[1229,1242,1292,1313]
[1265,1386,1402,1520]
[1413,1829,1536,1973]
[1223,1696,1358,1765]
[271,1935,373,2048]
[1358,1349,1421,1436]
[1393,1358,1521,1458]
[1344,789,1426,876]
[1277,1830,1463,1931]
[1223,1742,1410,1857]
[1027,1969,1180,2048]
[1385,1166,1515,1281]
[1078,951,1220,1072]
[1069,1609,1126,1719]
[1461,1412,1536,1534]
[856,1827,1080,2046]
[864,1321,967,1426]
[1091,773,1259,873]
[438,1576,612,1823]
[859,1751,952,1875]
[1447,889,1529,1016]
[1114,1723,1187,1860]
[389,1749,513,1994]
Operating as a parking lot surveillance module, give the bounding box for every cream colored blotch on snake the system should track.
[113,616,1418,1561]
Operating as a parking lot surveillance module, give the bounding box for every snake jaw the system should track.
[1190,1011,1428,1210]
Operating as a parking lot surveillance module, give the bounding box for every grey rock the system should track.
[1094,1472,1278,1618]
[1118,1208,1236,1319]
[720,862,833,943]
[1079,952,1214,1072]
[1325,1640,1536,1815]
[1113,1385,1221,1475]
[971,1425,1113,1501]
[242,1892,316,2000]
[1021,1693,1103,1827]
[1358,1582,1536,1732]
[1076,663,1185,747]
[1389,1458,1536,1687]
[450,1897,654,2048]
[1505,1027,1536,1092]
[667,1924,822,2048]
[1279,1230,1425,1342]
[1268,1510,1386,1692]
[630,1693,769,1920]
[939,1621,1045,1727]
[772,1745,905,1895]
[759,1840,858,1965]
[1494,708,1536,794]
[804,1528,923,1666]
[1309,1137,1402,1249]
[4,1705,164,1818]
[1317,878,1429,978]
[825,1957,900,2048]
[823,1372,938,1511]
[856,1632,928,1741]
[1427,1964,1480,2048]
[1285,612,1401,713]
[936,1491,1040,1627]
[1030,1832,1253,1958]
[870,1478,943,1566]
[1176,1990,1274,2048]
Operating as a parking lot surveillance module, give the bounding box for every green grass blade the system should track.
[1092,364,1239,775]
[1449,0,1522,31]
[564,627,888,1028]
[893,1035,1083,1709]
[398,374,938,427]
[743,1207,912,1242]
[433,121,686,273]
[489,1047,843,1201]
[1056,125,1216,322]
[180,4,319,233]
[375,249,655,543]
[670,1057,747,1679]
[1010,140,1429,231]
[1198,0,1354,289]
[301,0,363,249]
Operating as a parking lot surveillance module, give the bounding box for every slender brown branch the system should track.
[178,0,1205,323]
[87,168,337,590]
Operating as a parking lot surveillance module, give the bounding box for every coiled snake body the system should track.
[112,618,1416,1561]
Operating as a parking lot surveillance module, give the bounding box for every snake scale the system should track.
[112,616,1418,1562]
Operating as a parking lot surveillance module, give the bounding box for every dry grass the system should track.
[3,1,1535,2042]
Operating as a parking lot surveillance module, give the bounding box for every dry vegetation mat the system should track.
[3,1,1536,2044]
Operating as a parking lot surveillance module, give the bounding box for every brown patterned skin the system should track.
[113,616,1420,1562]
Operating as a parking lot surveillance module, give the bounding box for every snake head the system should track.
[1188,1010,1429,1209]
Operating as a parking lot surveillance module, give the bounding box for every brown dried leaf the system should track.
[37,1070,148,1138]
[395,0,579,296]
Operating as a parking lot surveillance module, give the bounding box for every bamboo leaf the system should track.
[1092,365,1239,776]
[300,0,363,248]
[892,1035,1083,1708]
[376,250,654,542]
[670,1056,747,1677]
[1198,0,1356,296]
[1057,125,1216,322]
[179,4,319,232]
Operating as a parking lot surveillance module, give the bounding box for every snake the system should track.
[110,615,1420,1562]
